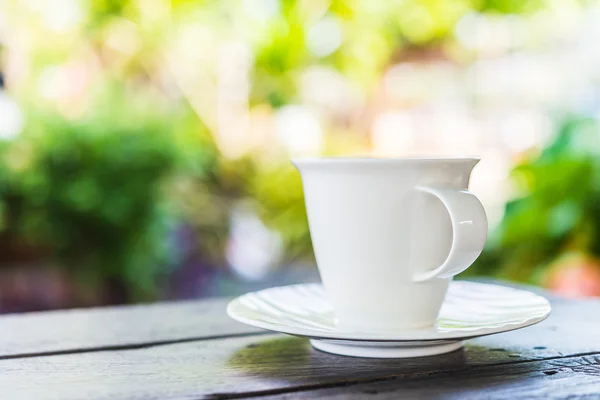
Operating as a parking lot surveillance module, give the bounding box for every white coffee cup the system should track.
[293,157,487,331]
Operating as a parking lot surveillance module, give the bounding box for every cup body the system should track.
[293,157,483,331]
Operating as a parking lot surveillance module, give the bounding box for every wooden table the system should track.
[1,280,599,399]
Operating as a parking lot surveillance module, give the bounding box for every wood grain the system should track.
[0,297,263,359]
[266,355,600,400]
[0,295,599,400]
[0,281,597,399]
[0,280,564,359]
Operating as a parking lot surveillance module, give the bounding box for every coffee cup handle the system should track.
[412,186,488,282]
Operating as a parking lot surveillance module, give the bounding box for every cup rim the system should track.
[292,156,481,167]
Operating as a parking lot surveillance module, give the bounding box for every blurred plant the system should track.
[0,87,194,302]
[469,116,600,292]
[245,0,545,106]
[0,0,560,306]
[250,163,311,262]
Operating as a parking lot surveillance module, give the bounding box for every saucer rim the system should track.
[227,281,552,343]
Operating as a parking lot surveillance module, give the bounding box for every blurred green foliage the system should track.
[0,89,182,299]
[0,0,554,302]
[246,0,544,106]
[250,163,311,261]
[469,116,600,284]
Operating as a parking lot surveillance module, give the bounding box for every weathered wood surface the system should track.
[266,355,600,399]
[0,293,599,399]
[0,279,558,360]
[0,297,263,359]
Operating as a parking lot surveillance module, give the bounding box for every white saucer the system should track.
[227,281,551,358]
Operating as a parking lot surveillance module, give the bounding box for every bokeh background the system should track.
[1,0,600,312]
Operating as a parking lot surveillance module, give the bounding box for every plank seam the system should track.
[0,330,271,361]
